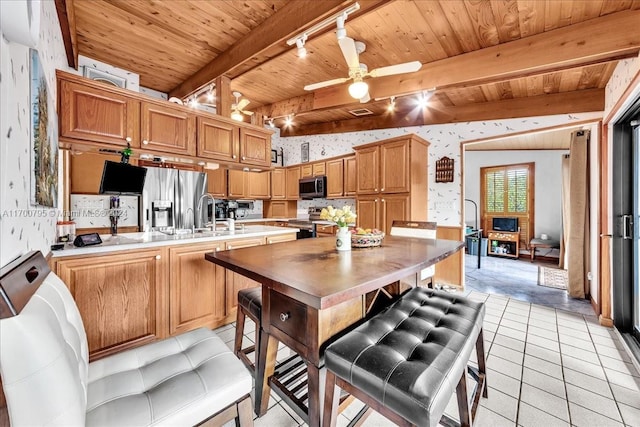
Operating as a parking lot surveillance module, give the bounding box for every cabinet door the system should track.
[247,172,271,199]
[344,156,357,196]
[141,101,196,155]
[313,162,326,176]
[239,127,271,167]
[356,197,379,231]
[206,167,227,198]
[355,146,379,194]
[169,242,225,335]
[56,249,166,360]
[271,168,286,199]
[326,158,344,198]
[266,233,296,245]
[59,80,139,147]
[316,224,337,237]
[197,117,238,162]
[380,139,410,193]
[225,237,265,312]
[380,193,410,234]
[301,164,313,178]
[286,166,301,199]
[227,169,247,198]
[70,151,120,194]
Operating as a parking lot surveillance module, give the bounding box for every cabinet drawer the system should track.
[269,290,307,345]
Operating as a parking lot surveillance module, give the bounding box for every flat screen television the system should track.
[99,161,147,195]
[492,217,518,232]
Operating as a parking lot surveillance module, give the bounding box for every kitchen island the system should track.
[206,235,465,426]
[50,226,297,360]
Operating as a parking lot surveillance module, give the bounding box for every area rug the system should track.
[538,266,568,290]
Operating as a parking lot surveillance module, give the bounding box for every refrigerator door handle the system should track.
[621,214,633,240]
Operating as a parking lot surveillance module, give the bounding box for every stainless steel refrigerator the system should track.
[140,167,208,232]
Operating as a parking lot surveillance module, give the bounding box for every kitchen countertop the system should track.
[51,225,299,258]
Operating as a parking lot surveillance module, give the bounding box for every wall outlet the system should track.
[587,271,593,281]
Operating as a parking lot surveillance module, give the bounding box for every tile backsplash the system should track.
[70,195,139,229]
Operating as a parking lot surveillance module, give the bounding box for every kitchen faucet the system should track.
[196,193,216,229]
[185,207,195,234]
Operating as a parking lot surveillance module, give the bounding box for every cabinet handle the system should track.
[375,198,379,202]
[268,239,273,244]
[228,245,232,249]
[215,247,220,252]
[126,136,132,143]
[155,255,161,260]
[232,155,237,159]
[375,188,378,192]
[381,199,385,202]
[279,312,290,322]
[242,156,246,160]
[381,188,384,191]
[142,140,149,145]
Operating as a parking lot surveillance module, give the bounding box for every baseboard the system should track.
[590,296,600,316]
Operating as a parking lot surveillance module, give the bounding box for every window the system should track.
[481,163,534,249]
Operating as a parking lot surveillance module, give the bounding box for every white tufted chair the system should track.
[390,220,438,287]
[0,251,253,426]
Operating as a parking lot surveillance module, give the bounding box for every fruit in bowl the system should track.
[351,228,385,247]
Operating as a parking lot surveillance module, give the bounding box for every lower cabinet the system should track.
[55,249,167,360]
[169,242,227,335]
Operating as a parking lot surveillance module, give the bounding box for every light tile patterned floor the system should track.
[215,257,640,426]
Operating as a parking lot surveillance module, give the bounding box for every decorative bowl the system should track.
[351,232,385,248]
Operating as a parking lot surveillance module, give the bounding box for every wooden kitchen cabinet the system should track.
[301,164,313,178]
[286,166,301,199]
[227,169,246,198]
[355,145,380,194]
[326,158,345,198]
[239,127,271,167]
[266,233,296,245]
[355,138,413,194]
[344,155,357,196]
[247,171,271,199]
[263,200,297,218]
[315,223,337,237]
[197,116,238,162]
[206,167,227,198]
[169,242,226,335]
[140,100,196,156]
[54,249,167,360]
[271,168,286,199]
[356,194,410,234]
[301,161,326,178]
[59,77,140,148]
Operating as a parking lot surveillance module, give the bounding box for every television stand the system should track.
[488,230,519,259]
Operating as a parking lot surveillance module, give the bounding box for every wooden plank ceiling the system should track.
[64,0,640,137]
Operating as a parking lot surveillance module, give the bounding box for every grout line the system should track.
[513,300,531,427]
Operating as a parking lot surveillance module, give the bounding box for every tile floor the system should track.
[215,257,640,426]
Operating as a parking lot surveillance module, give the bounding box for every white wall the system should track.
[272,112,602,227]
[0,1,70,266]
[464,150,568,242]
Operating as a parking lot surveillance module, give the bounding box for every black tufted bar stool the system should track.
[234,287,263,374]
[323,287,487,427]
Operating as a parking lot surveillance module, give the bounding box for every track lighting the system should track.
[285,3,360,48]
[387,96,396,112]
[269,119,275,128]
[206,85,214,102]
[189,97,198,108]
[348,77,368,100]
[295,34,308,58]
[284,115,293,127]
[417,89,435,109]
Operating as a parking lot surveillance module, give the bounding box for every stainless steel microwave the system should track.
[299,175,326,199]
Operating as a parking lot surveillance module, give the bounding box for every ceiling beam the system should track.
[280,88,604,137]
[267,9,640,114]
[54,0,78,69]
[169,0,390,99]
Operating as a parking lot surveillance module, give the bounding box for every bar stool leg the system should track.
[323,370,340,427]
[234,306,247,362]
[456,369,471,427]
[476,328,488,398]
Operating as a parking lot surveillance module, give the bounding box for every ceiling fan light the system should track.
[231,111,244,121]
[348,80,369,99]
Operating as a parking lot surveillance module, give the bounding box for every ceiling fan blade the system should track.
[338,37,360,69]
[368,61,422,78]
[304,77,349,91]
[242,110,254,116]
[237,99,250,110]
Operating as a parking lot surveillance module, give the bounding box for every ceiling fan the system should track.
[231,91,254,121]
[303,37,422,102]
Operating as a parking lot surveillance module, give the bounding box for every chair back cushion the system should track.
[0,255,89,425]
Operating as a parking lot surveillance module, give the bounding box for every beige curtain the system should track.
[560,155,570,269]
[563,130,591,299]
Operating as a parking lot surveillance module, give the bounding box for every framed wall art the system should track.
[30,49,58,207]
[301,142,309,163]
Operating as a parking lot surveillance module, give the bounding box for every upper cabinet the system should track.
[59,79,139,148]
[326,158,344,198]
[197,117,238,162]
[141,101,196,156]
[270,168,286,200]
[285,166,300,200]
[344,155,357,197]
[355,138,414,194]
[57,71,272,168]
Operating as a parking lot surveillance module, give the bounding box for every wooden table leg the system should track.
[307,363,321,427]
[254,332,278,416]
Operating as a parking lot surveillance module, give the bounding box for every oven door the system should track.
[296,229,315,239]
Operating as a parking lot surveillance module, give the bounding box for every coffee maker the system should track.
[227,201,238,220]
[214,201,228,220]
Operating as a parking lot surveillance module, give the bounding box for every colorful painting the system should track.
[30,49,58,207]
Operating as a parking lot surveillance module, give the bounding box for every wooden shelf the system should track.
[487,230,519,259]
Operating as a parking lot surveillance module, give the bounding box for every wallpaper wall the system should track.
[0,1,69,266]
[272,112,602,227]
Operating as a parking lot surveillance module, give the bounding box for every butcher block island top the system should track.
[206,236,464,310]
